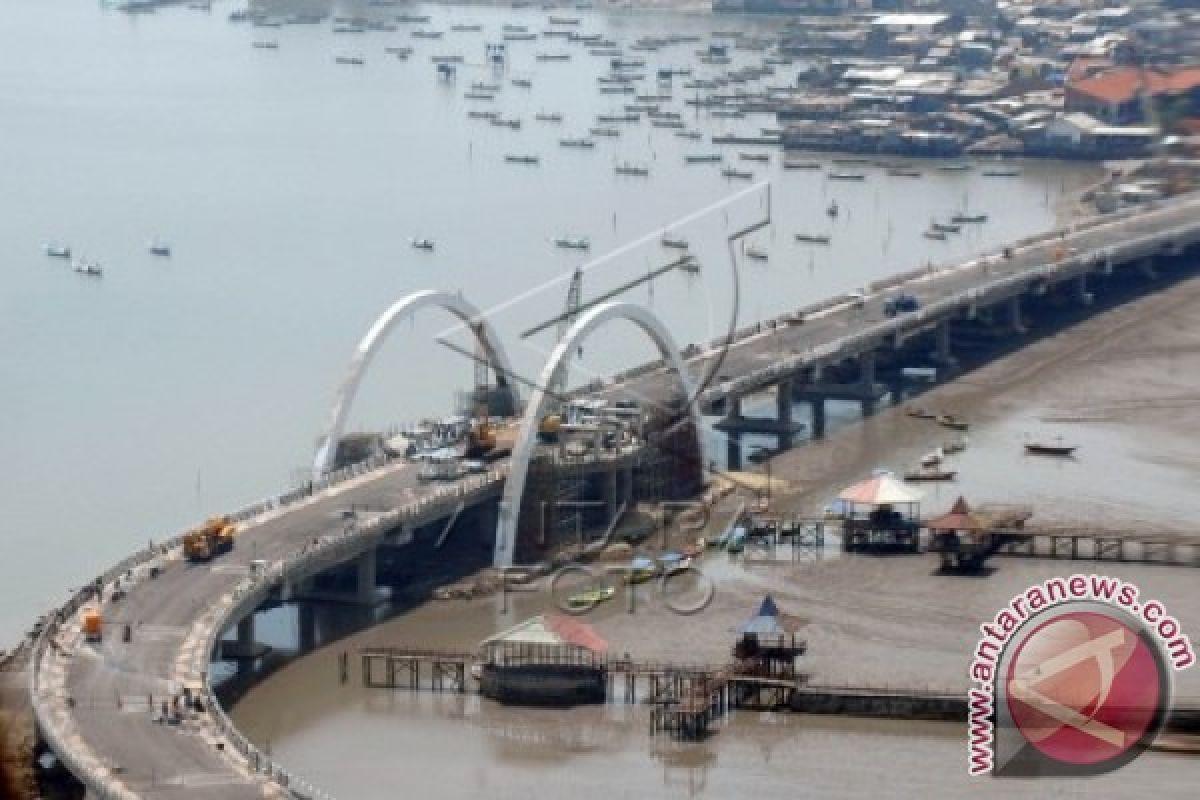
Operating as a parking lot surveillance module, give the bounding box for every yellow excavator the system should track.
[183,516,237,562]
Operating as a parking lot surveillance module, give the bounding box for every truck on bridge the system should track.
[182,516,237,562]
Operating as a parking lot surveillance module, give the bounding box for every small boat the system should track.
[548,16,580,24]
[937,163,972,172]
[410,238,435,250]
[147,240,171,256]
[73,260,103,276]
[920,448,944,468]
[904,467,956,482]
[44,244,71,258]
[536,53,571,61]
[625,557,658,584]
[721,167,753,180]
[675,130,703,140]
[661,236,688,249]
[385,46,413,57]
[826,201,839,217]
[589,126,619,137]
[888,168,922,177]
[535,111,563,122]
[411,29,444,39]
[923,230,947,241]
[951,213,988,224]
[739,152,769,162]
[783,160,821,170]
[983,168,1021,177]
[614,163,649,176]
[252,40,279,49]
[943,436,969,454]
[832,157,870,165]
[906,407,937,419]
[463,92,494,100]
[794,233,831,244]
[744,246,768,261]
[658,553,691,575]
[450,23,483,32]
[685,154,721,163]
[504,154,540,164]
[472,81,502,92]
[430,55,464,64]
[1024,439,1077,457]
[511,78,533,88]
[490,117,521,130]
[828,172,865,181]
[334,56,365,65]
[937,414,969,431]
[564,586,615,611]
[559,138,594,148]
[931,222,961,234]
[396,13,431,22]
[554,236,590,250]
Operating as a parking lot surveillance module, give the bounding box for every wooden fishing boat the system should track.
[564,586,615,611]
[904,468,956,482]
[937,414,969,431]
[1024,441,1077,456]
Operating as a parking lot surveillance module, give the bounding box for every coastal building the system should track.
[1031,111,1158,157]
[1066,65,1200,125]
[478,614,609,706]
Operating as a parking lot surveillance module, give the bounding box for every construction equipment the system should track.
[538,414,562,443]
[183,516,237,562]
[82,607,103,643]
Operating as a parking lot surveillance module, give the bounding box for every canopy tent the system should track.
[838,473,923,506]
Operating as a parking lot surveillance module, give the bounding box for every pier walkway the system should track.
[26,192,1200,797]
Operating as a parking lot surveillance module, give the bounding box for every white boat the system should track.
[410,238,435,250]
[554,236,590,250]
[73,260,103,276]
[661,236,689,249]
[45,244,71,258]
[147,240,171,257]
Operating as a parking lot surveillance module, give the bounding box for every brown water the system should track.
[232,238,1200,800]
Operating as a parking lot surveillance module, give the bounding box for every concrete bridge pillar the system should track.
[932,321,956,365]
[237,616,255,652]
[810,397,827,439]
[726,432,743,471]
[605,468,619,522]
[298,603,317,653]
[1007,296,1027,334]
[355,548,378,605]
[858,352,878,417]
[221,613,270,661]
[775,377,794,450]
[1076,274,1094,306]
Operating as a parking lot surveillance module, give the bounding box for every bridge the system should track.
[25,190,1200,798]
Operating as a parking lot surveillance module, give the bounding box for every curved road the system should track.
[29,192,1200,798]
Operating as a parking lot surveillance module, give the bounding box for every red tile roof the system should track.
[1070,66,1200,105]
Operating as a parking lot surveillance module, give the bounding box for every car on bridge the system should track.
[883,293,920,317]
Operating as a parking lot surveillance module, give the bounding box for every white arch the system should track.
[313,290,518,475]
[493,302,699,567]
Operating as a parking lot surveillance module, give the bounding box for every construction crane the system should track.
[548,267,583,397]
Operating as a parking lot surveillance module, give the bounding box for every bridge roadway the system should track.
[29,192,1200,799]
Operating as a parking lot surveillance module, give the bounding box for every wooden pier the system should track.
[993,528,1200,567]
[360,647,473,692]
